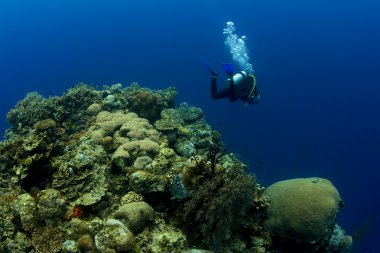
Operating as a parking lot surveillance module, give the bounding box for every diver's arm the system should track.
[228,73,238,101]
[211,76,230,99]
[210,76,218,99]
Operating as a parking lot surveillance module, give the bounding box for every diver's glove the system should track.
[200,57,218,76]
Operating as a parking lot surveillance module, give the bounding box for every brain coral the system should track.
[264,177,343,244]
[113,201,155,234]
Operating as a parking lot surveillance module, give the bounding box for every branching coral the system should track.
[31,226,65,253]
[182,141,225,189]
[183,172,258,252]
[6,84,102,135]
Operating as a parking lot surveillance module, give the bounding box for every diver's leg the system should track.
[211,76,229,99]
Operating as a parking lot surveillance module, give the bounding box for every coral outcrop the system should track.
[0,83,352,253]
[113,201,155,234]
[264,177,342,243]
[264,177,351,252]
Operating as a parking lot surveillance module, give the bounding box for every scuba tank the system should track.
[225,71,249,87]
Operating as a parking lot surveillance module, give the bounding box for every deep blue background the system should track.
[1,0,379,251]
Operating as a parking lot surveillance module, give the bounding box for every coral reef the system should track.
[0,83,352,253]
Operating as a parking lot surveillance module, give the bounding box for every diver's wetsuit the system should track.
[211,73,259,104]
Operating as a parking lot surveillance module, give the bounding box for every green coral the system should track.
[6,92,59,132]
[6,83,102,136]
[36,188,67,222]
[113,201,155,234]
[14,193,38,231]
[177,102,203,123]
[33,118,57,131]
[264,177,342,244]
[51,138,109,206]
[155,109,185,132]
[0,191,20,239]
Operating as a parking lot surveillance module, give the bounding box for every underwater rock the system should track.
[94,219,137,253]
[264,177,343,244]
[114,201,155,234]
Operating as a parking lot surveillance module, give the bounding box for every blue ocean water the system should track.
[0,0,379,251]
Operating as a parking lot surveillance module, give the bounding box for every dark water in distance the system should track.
[1,0,379,251]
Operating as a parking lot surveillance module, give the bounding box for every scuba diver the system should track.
[201,58,260,105]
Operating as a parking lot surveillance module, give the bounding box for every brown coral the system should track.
[127,90,167,122]
[31,226,64,253]
[183,173,258,252]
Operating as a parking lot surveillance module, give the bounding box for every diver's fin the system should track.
[200,57,218,76]
[222,63,235,76]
